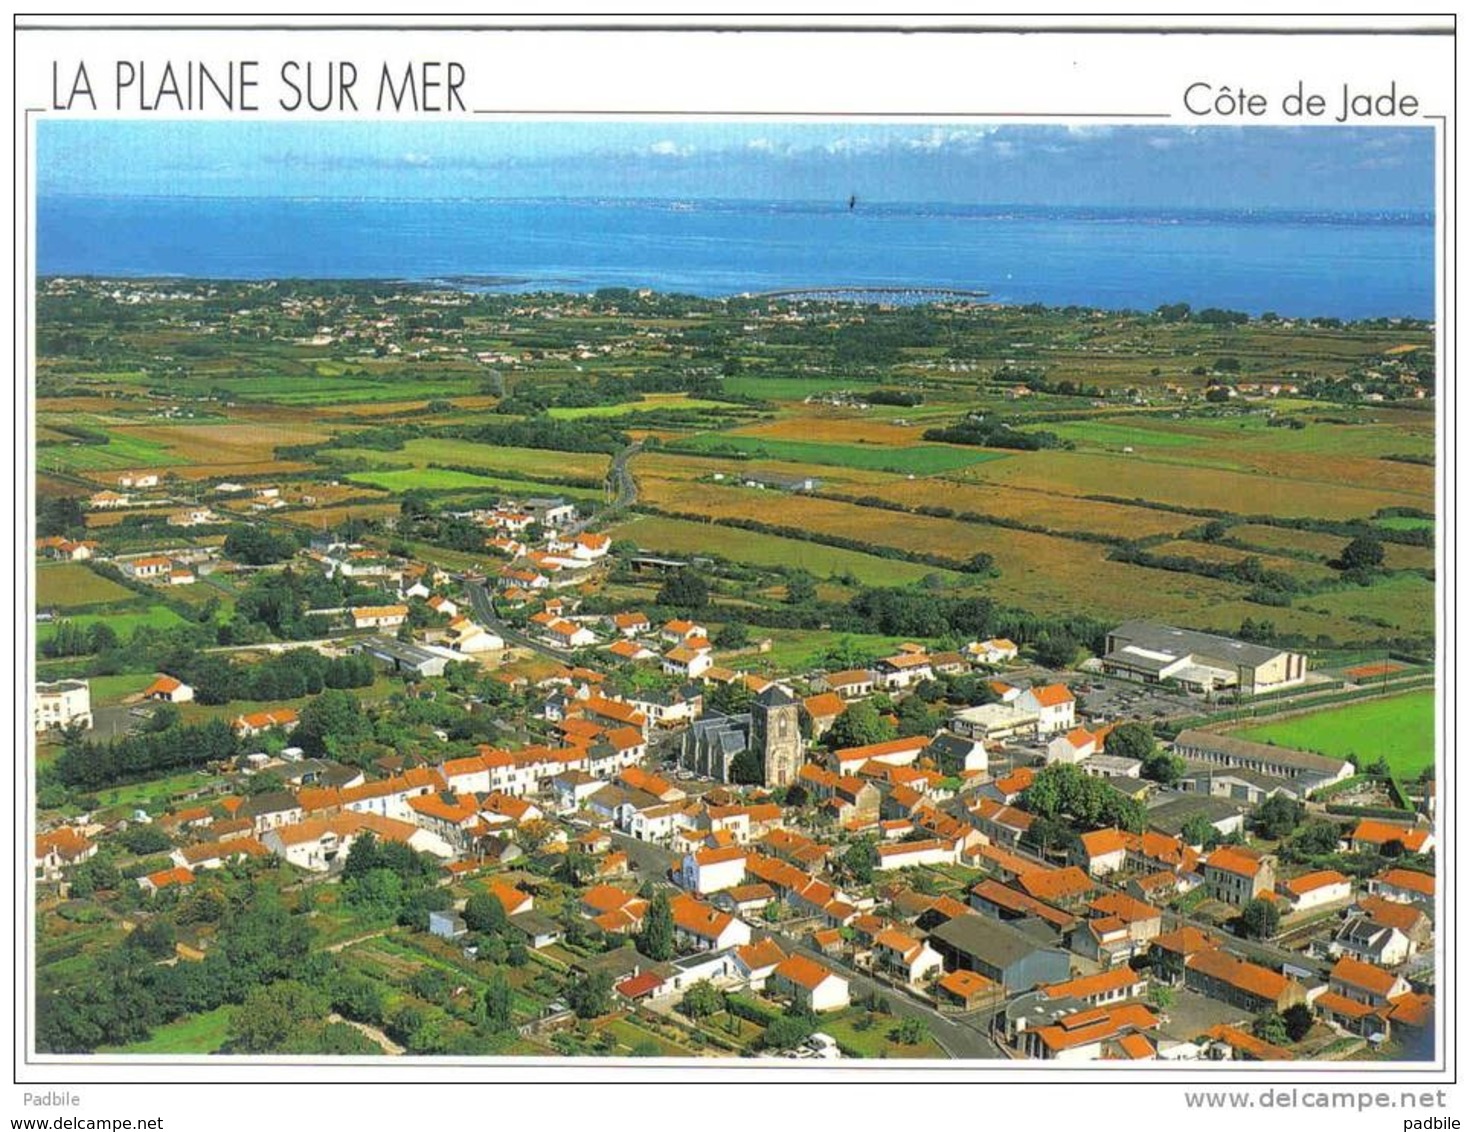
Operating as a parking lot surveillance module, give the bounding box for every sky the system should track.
[37,121,1434,211]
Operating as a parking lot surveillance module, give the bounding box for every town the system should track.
[33,279,1435,1061]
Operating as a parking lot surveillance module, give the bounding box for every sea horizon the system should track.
[36,194,1435,319]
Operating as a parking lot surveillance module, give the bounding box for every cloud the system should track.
[648,140,694,157]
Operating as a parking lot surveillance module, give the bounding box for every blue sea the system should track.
[36,195,1434,320]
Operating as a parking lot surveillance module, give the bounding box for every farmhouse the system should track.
[143,675,195,703]
[1103,621,1308,693]
[352,604,409,630]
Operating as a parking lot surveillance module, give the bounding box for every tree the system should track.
[1239,897,1281,941]
[295,689,371,758]
[463,892,509,935]
[1148,985,1175,1011]
[483,972,514,1031]
[785,571,817,606]
[840,838,879,885]
[680,980,723,1020]
[568,971,613,1020]
[1180,813,1218,848]
[1104,722,1156,763]
[1252,795,1305,840]
[763,1013,817,1050]
[825,700,895,750]
[1140,748,1186,787]
[226,981,329,1053]
[1282,1003,1314,1042]
[657,569,709,609]
[728,749,764,785]
[895,1016,927,1045]
[1252,1010,1290,1047]
[637,891,675,961]
[1338,535,1385,572]
[713,621,750,650]
[1033,634,1079,670]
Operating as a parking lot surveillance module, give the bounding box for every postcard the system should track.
[8,12,1456,1125]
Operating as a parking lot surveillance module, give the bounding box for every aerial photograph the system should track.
[31,120,1437,1063]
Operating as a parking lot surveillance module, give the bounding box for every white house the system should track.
[679,845,748,894]
[1279,870,1353,913]
[34,680,92,731]
[875,838,958,871]
[143,675,195,704]
[1047,727,1098,765]
[967,638,1019,665]
[873,928,945,986]
[1017,684,1076,735]
[352,604,409,630]
[672,894,752,952]
[772,955,850,1013]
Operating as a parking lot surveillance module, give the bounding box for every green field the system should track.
[1042,419,1200,450]
[37,563,137,608]
[103,1005,234,1054]
[606,514,960,587]
[85,672,158,703]
[40,433,183,472]
[720,376,873,400]
[331,438,610,481]
[37,605,190,642]
[668,434,1004,474]
[348,467,515,492]
[1233,691,1434,776]
[1376,516,1434,531]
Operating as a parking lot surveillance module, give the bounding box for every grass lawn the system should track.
[37,605,190,644]
[667,433,1004,474]
[36,563,137,608]
[819,1007,949,1059]
[1232,691,1434,776]
[730,628,917,674]
[94,771,229,814]
[101,1005,234,1054]
[85,672,157,704]
[599,1017,698,1056]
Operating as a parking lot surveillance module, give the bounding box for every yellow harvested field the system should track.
[122,422,334,464]
[297,503,401,528]
[635,451,894,493]
[1383,543,1436,572]
[959,451,1422,520]
[636,479,1248,623]
[1149,540,1337,582]
[1229,525,1347,559]
[855,479,1190,539]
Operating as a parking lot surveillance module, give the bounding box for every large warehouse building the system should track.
[1102,621,1308,694]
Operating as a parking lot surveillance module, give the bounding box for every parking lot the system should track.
[1067,674,1201,726]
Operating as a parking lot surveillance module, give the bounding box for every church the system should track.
[679,685,802,787]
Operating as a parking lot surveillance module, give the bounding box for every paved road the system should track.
[464,581,569,663]
[769,931,1002,1060]
[607,829,680,879]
